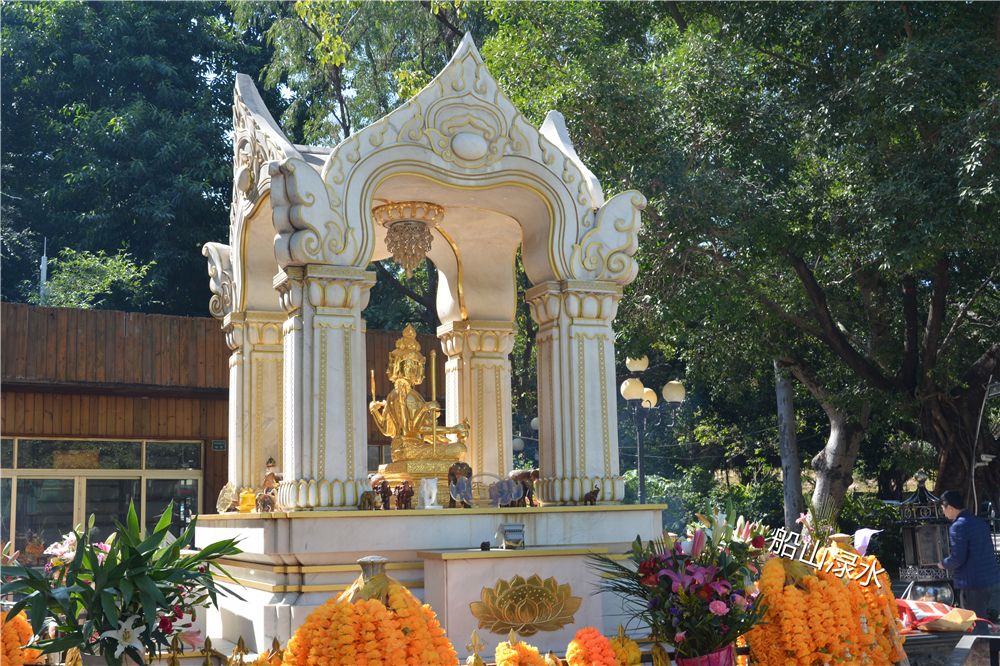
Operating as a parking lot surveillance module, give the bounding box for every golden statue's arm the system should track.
[369,370,390,435]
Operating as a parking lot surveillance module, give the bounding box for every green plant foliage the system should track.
[236,0,476,146]
[1,501,242,666]
[481,1,1000,512]
[25,249,154,310]
[839,493,904,576]
[1,1,280,315]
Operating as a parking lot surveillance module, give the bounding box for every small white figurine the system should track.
[418,477,441,509]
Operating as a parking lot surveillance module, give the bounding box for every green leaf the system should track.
[153,500,174,534]
[119,578,135,608]
[100,590,119,627]
[126,501,141,540]
[30,592,48,634]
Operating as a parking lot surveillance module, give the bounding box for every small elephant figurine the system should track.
[255,491,276,513]
[418,477,438,508]
[358,490,376,510]
[394,480,413,510]
[377,479,393,510]
[508,468,539,507]
[583,485,601,506]
[448,462,473,508]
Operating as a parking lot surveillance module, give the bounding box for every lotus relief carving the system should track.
[469,574,582,636]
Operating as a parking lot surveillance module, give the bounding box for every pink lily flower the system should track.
[176,631,204,649]
[675,631,686,641]
[690,529,706,558]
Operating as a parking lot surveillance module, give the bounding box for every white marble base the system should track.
[195,505,663,655]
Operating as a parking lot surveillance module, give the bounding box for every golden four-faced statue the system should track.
[369,325,470,504]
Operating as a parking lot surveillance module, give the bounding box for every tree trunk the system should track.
[779,354,871,518]
[774,360,805,530]
[811,403,870,517]
[930,375,999,511]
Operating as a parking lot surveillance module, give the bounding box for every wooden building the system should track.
[0,303,442,563]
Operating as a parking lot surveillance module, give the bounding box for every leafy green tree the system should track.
[1,1,281,315]
[26,249,154,311]
[235,0,474,146]
[631,3,999,512]
[480,2,1000,515]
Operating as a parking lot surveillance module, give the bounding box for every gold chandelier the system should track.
[372,201,444,277]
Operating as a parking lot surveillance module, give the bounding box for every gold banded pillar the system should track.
[438,320,518,480]
[222,312,285,493]
[274,265,376,510]
[526,281,626,504]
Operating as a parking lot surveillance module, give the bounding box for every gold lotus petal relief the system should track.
[470,574,582,636]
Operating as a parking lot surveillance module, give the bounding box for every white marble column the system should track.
[438,320,518,479]
[526,281,625,504]
[274,265,375,510]
[222,312,285,492]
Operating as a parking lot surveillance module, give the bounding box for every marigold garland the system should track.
[746,555,904,666]
[607,634,641,666]
[566,627,616,666]
[495,636,547,666]
[281,580,456,666]
[1,611,41,666]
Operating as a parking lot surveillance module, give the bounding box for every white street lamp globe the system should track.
[530,417,539,431]
[642,388,658,408]
[512,437,525,452]
[620,377,645,401]
[662,380,686,405]
[625,356,649,372]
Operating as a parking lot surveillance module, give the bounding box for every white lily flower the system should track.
[679,539,693,556]
[99,615,146,658]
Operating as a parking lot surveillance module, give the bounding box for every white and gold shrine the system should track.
[199,33,659,657]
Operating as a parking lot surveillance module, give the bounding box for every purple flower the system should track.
[669,606,683,616]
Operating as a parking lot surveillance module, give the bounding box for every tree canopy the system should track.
[1,1,280,315]
[477,1,1000,511]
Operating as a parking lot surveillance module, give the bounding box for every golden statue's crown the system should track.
[390,325,423,360]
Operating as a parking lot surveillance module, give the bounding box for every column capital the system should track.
[273,265,376,313]
[525,280,622,327]
[438,320,518,357]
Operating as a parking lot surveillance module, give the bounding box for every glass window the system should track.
[1,477,11,546]
[146,479,199,538]
[368,446,381,472]
[16,478,75,566]
[85,479,140,544]
[17,440,141,470]
[1,439,13,468]
[146,441,202,470]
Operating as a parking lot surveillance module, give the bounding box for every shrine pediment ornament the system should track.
[245,32,645,289]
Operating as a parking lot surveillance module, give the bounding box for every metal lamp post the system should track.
[620,356,685,505]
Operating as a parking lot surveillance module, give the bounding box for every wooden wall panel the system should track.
[1,303,229,389]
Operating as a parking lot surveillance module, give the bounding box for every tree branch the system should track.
[373,261,435,312]
[665,2,688,34]
[958,341,1000,393]
[939,259,1000,357]
[420,1,463,42]
[787,253,896,392]
[919,255,950,390]
[898,273,920,391]
[698,247,830,343]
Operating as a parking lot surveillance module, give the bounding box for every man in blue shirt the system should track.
[938,489,1000,634]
